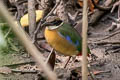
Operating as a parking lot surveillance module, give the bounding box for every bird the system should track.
[44,19,91,67]
[19,10,91,67]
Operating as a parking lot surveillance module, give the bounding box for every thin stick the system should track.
[11,69,38,73]
[82,0,88,80]
[28,0,36,38]
[87,60,97,80]
[88,30,120,42]
[0,2,57,80]
[3,61,35,67]
[4,28,11,38]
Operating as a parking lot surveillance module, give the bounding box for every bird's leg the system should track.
[64,56,72,68]
[64,56,76,68]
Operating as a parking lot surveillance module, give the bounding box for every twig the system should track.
[88,41,120,44]
[4,27,11,38]
[89,30,120,42]
[32,21,42,43]
[0,2,57,80]
[82,0,88,80]
[34,42,51,52]
[11,69,38,73]
[3,61,35,68]
[111,0,120,13]
[118,0,120,19]
[36,37,45,40]
[7,38,19,52]
[28,0,36,38]
[107,15,120,23]
[87,60,98,80]
[43,0,61,21]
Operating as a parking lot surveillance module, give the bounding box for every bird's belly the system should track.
[44,28,79,56]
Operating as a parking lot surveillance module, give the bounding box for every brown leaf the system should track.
[0,67,12,74]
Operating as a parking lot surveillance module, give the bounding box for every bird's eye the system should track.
[52,20,62,26]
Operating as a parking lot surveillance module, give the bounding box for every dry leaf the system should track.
[78,0,99,12]
[0,67,12,74]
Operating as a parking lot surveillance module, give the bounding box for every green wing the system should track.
[58,23,82,52]
[58,23,91,54]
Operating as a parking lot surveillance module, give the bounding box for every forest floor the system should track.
[0,0,120,80]
[0,12,120,80]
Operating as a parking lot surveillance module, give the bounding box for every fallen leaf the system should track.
[0,67,12,74]
[78,0,99,12]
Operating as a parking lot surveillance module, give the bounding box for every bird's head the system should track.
[43,17,63,30]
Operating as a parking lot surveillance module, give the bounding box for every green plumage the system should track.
[58,23,82,52]
[58,22,91,55]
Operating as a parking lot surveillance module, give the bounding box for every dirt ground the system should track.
[1,11,120,80]
[1,0,120,80]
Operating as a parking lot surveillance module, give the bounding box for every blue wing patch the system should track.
[66,36,79,46]
[66,36,73,44]
[58,32,79,46]
[75,40,79,46]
